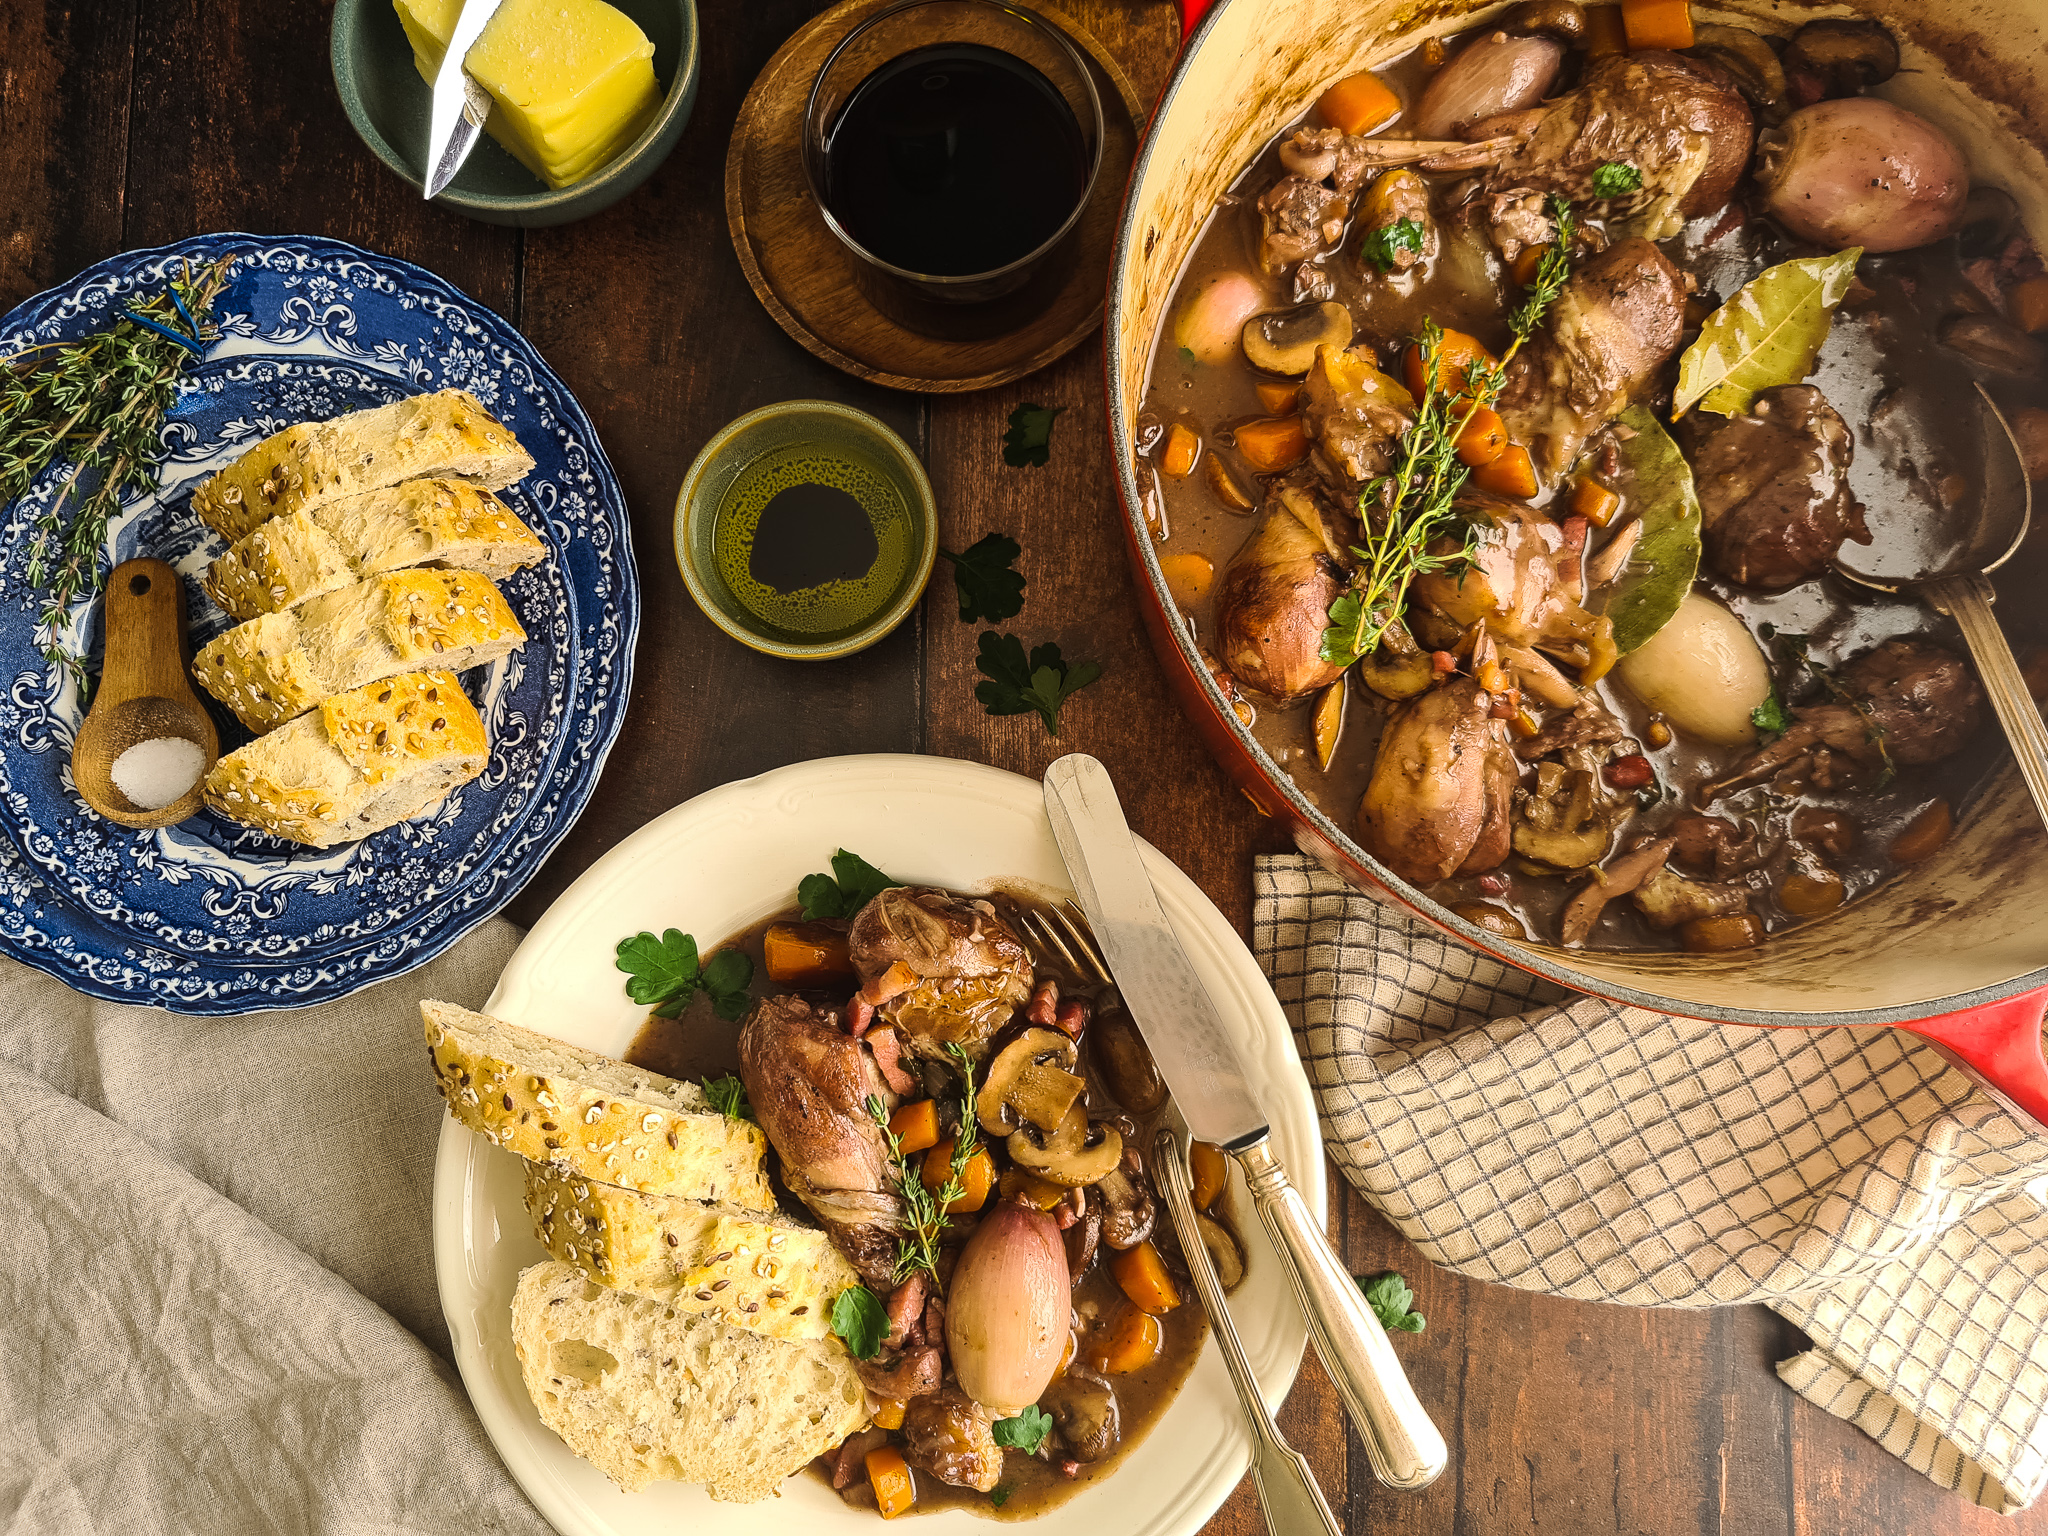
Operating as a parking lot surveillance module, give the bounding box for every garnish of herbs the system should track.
[1320,196,1576,669]
[866,1041,980,1283]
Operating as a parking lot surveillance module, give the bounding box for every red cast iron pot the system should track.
[1104,0,2048,1123]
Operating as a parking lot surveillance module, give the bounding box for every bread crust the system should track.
[192,569,526,734]
[204,478,544,621]
[191,389,535,542]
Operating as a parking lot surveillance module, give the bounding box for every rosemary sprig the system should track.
[2,255,235,679]
[866,1041,981,1285]
[1319,197,1577,670]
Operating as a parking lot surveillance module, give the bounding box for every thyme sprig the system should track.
[1319,197,1577,669]
[1768,627,1896,786]
[867,1040,981,1285]
[1,256,235,679]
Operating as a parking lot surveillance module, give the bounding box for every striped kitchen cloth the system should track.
[1254,852,2048,1515]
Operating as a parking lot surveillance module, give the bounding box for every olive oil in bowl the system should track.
[676,402,936,659]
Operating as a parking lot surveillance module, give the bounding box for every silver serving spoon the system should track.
[1833,382,2048,826]
[1154,1122,1345,1536]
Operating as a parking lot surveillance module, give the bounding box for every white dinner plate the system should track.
[432,753,1318,1536]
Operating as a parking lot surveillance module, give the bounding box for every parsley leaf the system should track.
[701,1073,751,1121]
[1591,160,1642,198]
[939,532,1026,623]
[973,631,1102,739]
[799,849,902,921]
[1360,216,1426,273]
[1751,691,1792,735]
[614,929,753,1019]
[1003,403,1066,468]
[989,1484,1015,1509]
[830,1286,888,1360]
[992,1406,1054,1455]
[1358,1271,1426,1334]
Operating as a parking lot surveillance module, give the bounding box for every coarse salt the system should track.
[110,736,205,810]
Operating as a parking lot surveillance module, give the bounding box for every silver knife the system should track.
[1042,753,1448,1491]
[425,0,509,198]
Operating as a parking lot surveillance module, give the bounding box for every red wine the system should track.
[822,42,1088,278]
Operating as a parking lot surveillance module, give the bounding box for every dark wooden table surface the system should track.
[3,2,2032,1530]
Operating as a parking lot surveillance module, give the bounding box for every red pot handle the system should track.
[1174,0,1214,39]
[1900,987,2048,1133]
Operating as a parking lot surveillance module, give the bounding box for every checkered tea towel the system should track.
[1254,853,2048,1515]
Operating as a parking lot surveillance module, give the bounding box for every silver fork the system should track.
[1017,905,1345,1536]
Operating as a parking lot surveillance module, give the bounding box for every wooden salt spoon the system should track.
[71,558,219,829]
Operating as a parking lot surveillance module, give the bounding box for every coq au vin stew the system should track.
[630,864,1239,1520]
[1136,2,2048,953]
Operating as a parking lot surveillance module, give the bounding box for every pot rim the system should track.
[1101,0,2048,1029]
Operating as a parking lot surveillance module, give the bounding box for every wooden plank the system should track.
[0,0,135,305]
[121,0,514,312]
[503,0,926,924]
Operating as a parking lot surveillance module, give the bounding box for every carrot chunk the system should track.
[1190,1141,1228,1211]
[921,1139,995,1213]
[1403,328,1497,401]
[1622,0,1693,50]
[1890,800,1954,864]
[1254,380,1301,415]
[2011,277,2048,335]
[1471,443,1537,499]
[1089,1302,1164,1374]
[1454,406,1508,467]
[1160,551,1216,603]
[888,1099,940,1154]
[1112,1239,1182,1314]
[1512,243,1551,287]
[762,922,854,987]
[1569,479,1621,527]
[872,1397,907,1430]
[1160,421,1201,478]
[866,1446,916,1518]
[1317,71,1401,136]
[1232,416,1310,472]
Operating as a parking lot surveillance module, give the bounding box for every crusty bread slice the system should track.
[203,669,485,846]
[192,569,525,733]
[204,478,545,621]
[192,389,535,542]
[524,1163,861,1343]
[423,1001,777,1208]
[512,1261,869,1500]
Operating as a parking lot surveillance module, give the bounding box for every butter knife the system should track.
[1042,752,1448,1491]
[425,0,508,198]
[1155,1121,1344,1535]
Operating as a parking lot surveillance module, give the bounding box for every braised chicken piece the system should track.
[1684,385,1871,591]
[1494,238,1689,483]
[1479,52,1755,241]
[1357,677,1516,883]
[1412,493,1618,676]
[1213,485,1353,702]
[846,887,1032,1063]
[1631,866,1752,930]
[736,995,902,1286]
[1301,343,1415,494]
[901,1387,1004,1493]
[1702,638,1985,802]
[1255,174,1346,279]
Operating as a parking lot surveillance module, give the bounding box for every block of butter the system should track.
[395,0,662,190]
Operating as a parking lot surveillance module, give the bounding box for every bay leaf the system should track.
[1673,248,1862,418]
[1594,406,1701,654]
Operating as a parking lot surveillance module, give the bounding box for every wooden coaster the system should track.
[725,0,1143,393]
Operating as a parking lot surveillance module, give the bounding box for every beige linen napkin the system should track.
[1255,852,2048,1515]
[0,919,550,1536]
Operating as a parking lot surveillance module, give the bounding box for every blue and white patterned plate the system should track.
[0,233,637,1012]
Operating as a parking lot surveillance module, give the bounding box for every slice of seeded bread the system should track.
[524,1163,861,1343]
[512,1261,869,1500]
[203,669,486,847]
[192,389,535,541]
[192,568,526,733]
[423,1000,776,1209]
[204,478,545,621]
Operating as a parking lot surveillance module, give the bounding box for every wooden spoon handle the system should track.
[99,558,197,708]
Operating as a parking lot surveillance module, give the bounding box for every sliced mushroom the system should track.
[1784,18,1899,98]
[1095,1151,1158,1251]
[1357,616,1435,701]
[1040,1369,1121,1462]
[1941,314,2044,377]
[975,1027,1085,1137]
[1631,865,1749,931]
[1008,1103,1124,1187]
[1511,759,1623,870]
[1688,26,1787,120]
[1450,900,1528,940]
[1064,1209,1101,1282]
[1195,1212,1246,1291]
[1242,302,1354,377]
[1204,452,1256,511]
[1088,1005,1166,1115]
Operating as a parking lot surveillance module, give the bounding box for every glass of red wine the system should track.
[803,0,1105,337]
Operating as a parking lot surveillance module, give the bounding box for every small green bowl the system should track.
[329,0,698,228]
[676,401,938,661]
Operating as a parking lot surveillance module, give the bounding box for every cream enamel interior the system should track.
[1109,0,2048,1022]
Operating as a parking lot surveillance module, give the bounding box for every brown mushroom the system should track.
[1094,1150,1158,1251]
[1064,1209,1101,1282]
[1195,1212,1246,1291]
[1500,0,1584,41]
[1687,25,1787,121]
[1008,1102,1124,1187]
[975,1027,1086,1137]
[1784,18,1899,99]
[1357,616,1435,701]
[1040,1369,1122,1462]
[1088,1005,1167,1115]
[1242,302,1355,377]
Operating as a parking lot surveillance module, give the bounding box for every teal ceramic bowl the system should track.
[330,0,698,227]
[676,402,938,661]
